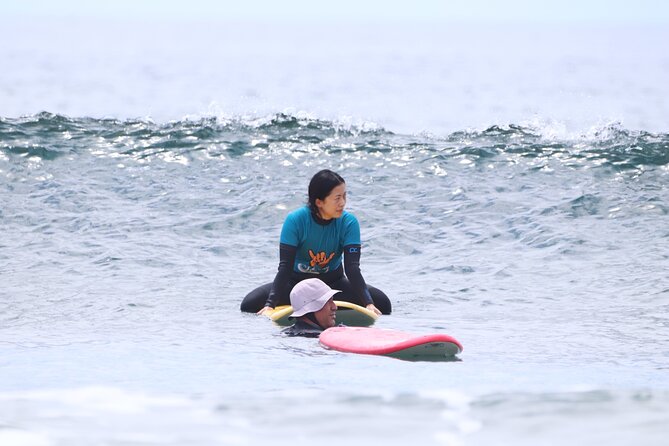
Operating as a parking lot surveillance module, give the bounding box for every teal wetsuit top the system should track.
[280,206,360,275]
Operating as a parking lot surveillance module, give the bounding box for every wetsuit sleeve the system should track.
[265,243,297,308]
[342,213,362,246]
[343,244,373,306]
[280,210,301,246]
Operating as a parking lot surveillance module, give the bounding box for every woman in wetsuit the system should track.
[240,169,392,315]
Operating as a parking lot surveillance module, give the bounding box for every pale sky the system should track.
[3,0,669,24]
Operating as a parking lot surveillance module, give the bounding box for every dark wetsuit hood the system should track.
[282,313,327,338]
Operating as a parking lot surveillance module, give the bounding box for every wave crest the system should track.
[1,112,667,168]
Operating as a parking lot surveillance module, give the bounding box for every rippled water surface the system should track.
[2,112,668,445]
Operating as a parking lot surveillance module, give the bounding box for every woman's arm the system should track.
[257,243,297,314]
[343,244,381,315]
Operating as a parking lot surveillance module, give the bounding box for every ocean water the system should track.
[2,17,669,446]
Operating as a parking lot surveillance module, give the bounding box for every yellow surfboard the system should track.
[268,300,378,327]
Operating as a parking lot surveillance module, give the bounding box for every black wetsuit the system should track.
[281,315,327,338]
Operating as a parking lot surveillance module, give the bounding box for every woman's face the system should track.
[315,183,346,220]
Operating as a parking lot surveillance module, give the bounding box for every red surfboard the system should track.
[319,327,463,360]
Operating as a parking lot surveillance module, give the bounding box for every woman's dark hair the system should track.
[308,169,345,215]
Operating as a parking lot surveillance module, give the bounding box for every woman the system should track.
[241,169,392,315]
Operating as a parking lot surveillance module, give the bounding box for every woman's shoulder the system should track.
[285,206,311,222]
[339,211,360,232]
[341,211,359,223]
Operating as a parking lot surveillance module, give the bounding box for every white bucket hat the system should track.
[290,278,341,317]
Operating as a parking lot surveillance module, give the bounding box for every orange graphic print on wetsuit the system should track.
[309,250,335,269]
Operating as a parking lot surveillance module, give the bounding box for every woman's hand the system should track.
[257,306,274,316]
[366,304,382,316]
